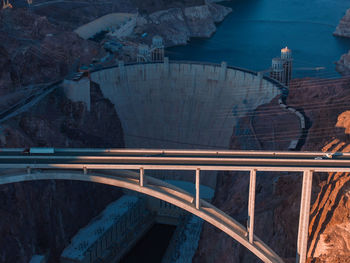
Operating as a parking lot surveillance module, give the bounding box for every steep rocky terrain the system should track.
[137,3,231,46]
[29,0,232,46]
[0,8,102,93]
[0,83,125,262]
[0,0,231,90]
[194,77,350,263]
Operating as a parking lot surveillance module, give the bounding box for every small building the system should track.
[137,44,151,63]
[137,36,164,63]
[151,35,165,62]
[270,57,284,84]
[281,47,293,86]
[270,47,293,86]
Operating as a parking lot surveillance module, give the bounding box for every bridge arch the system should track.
[0,170,283,263]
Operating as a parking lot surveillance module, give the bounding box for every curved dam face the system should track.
[90,61,281,150]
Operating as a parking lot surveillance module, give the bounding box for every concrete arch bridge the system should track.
[1,148,349,263]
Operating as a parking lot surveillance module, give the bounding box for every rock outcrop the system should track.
[30,0,230,45]
[334,8,350,75]
[336,50,350,75]
[334,9,350,38]
[0,83,125,263]
[194,77,350,263]
[142,3,231,46]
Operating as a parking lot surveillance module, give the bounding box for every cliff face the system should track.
[307,136,350,263]
[0,83,125,262]
[194,78,350,263]
[297,87,350,262]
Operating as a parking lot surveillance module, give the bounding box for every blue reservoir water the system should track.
[168,0,350,78]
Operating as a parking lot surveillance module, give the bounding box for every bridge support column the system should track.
[195,168,200,209]
[140,168,144,187]
[296,170,313,263]
[248,169,256,243]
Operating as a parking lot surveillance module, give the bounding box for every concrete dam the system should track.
[64,60,283,186]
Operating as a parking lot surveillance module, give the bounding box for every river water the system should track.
[168,0,350,78]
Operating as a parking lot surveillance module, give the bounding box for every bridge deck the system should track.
[0,148,348,172]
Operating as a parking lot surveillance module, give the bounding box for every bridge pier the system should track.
[195,168,200,209]
[140,167,145,187]
[296,170,313,263]
[248,169,257,244]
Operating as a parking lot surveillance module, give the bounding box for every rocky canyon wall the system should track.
[0,84,125,263]
[194,77,350,263]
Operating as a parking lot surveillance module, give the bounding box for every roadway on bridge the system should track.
[0,148,349,172]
